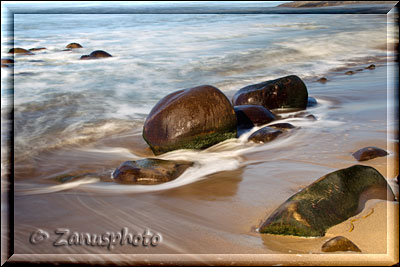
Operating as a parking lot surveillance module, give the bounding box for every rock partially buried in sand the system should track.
[352,146,388,161]
[259,165,395,237]
[365,64,375,70]
[66,42,83,49]
[248,126,283,144]
[80,50,112,60]
[112,159,193,185]
[317,77,328,83]
[8,48,33,54]
[345,71,355,75]
[321,236,361,252]
[232,75,308,111]
[307,97,318,107]
[234,105,276,129]
[143,85,237,155]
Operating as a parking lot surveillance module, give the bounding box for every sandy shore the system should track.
[9,60,399,265]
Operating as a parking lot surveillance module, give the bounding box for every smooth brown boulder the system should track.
[66,43,83,49]
[321,236,361,252]
[8,48,33,54]
[352,147,388,161]
[80,50,112,60]
[248,126,283,144]
[232,75,308,111]
[112,159,193,185]
[234,105,276,129]
[143,85,237,155]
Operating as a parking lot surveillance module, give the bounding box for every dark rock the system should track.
[288,112,317,120]
[143,85,237,155]
[307,96,318,107]
[66,43,83,49]
[356,69,363,72]
[232,75,308,111]
[352,147,388,161]
[112,159,193,185]
[317,77,328,83]
[234,105,276,129]
[259,165,395,237]
[345,71,355,75]
[321,236,361,252]
[1,64,10,68]
[8,48,33,54]
[268,122,295,130]
[80,50,112,60]
[248,126,283,144]
[305,114,317,120]
[1,58,14,64]
[29,47,46,51]
[365,64,376,70]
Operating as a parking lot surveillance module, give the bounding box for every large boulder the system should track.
[112,159,193,185]
[232,75,308,111]
[234,105,276,129]
[259,165,395,237]
[143,85,237,155]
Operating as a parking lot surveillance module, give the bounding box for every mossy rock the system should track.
[112,159,193,185]
[143,85,237,155]
[259,165,395,237]
[232,75,308,110]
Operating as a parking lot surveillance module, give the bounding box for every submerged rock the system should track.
[321,236,361,252]
[232,75,308,111]
[345,71,355,75]
[248,126,283,144]
[268,122,296,130]
[365,64,376,70]
[80,50,112,60]
[234,105,276,129]
[8,48,33,54]
[307,96,318,107]
[259,165,395,237]
[66,43,83,49]
[317,77,328,83]
[29,47,46,51]
[143,85,237,155]
[1,58,14,64]
[352,147,388,161]
[112,159,193,185]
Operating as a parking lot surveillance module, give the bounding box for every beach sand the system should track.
[10,60,399,265]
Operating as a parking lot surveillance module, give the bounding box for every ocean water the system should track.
[1,2,397,190]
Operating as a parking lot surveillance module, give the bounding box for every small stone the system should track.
[365,64,376,70]
[66,43,83,49]
[248,126,283,144]
[345,71,355,75]
[321,236,361,252]
[8,48,33,54]
[307,97,318,107]
[317,77,327,83]
[29,47,46,51]
[352,146,388,161]
[268,122,295,130]
[1,58,14,64]
[356,69,363,72]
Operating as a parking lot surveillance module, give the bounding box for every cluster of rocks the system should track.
[316,64,377,83]
[2,42,112,66]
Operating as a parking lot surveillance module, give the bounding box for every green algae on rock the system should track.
[259,165,395,237]
[112,159,193,185]
[143,85,237,155]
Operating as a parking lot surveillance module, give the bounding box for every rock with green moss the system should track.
[143,85,237,155]
[259,165,395,237]
[112,159,193,185]
[232,75,308,111]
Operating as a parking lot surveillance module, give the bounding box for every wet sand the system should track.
[10,62,399,264]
